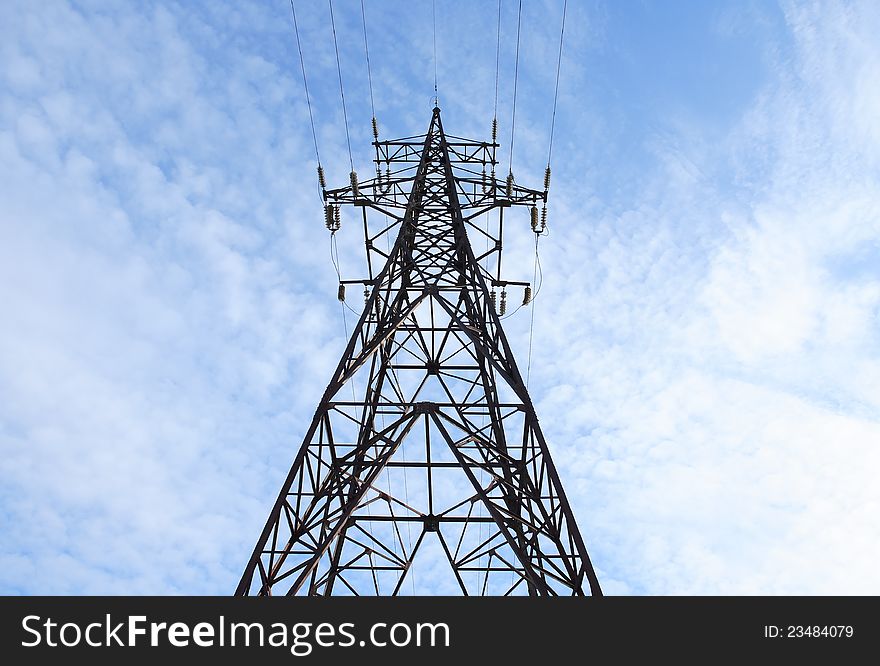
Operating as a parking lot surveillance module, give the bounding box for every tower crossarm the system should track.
[457,176,545,220]
[324,175,410,218]
[324,171,544,217]
[375,136,498,166]
[325,130,545,223]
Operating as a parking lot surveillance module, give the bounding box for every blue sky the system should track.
[1,0,879,594]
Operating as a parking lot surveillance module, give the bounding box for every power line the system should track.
[432,0,438,105]
[527,1,567,388]
[525,236,543,387]
[493,0,502,122]
[329,235,358,407]
[288,0,320,167]
[328,0,354,171]
[360,0,376,122]
[547,0,568,166]
[508,0,522,175]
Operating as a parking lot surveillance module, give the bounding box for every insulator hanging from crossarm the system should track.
[350,171,359,198]
[523,284,532,305]
[490,288,497,313]
[364,284,370,305]
[540,205,547,233]
[506,172,514,198]
[324,204,340,232]
[500,288,507,316]
[530,205,539,232]
[337,283,345,302]
[324,204,334,230]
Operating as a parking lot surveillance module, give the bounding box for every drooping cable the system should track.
[328,0,355,171]
[330,235,358,405]
[507,0,522,177]
[432,0,439,104]
[493,0,502,122]
[330,233,383,568]
[546,0,567,167]
[360,0,376,122]
[525,236,543,388]
[288,0,322,188]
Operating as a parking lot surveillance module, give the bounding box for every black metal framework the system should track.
[236,108,601,596]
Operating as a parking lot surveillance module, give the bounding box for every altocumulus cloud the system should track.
[0,0,346,594]
[522,0,880,594]
[1,0,879,594]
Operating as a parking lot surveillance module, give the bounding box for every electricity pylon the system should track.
[236,107,601,596]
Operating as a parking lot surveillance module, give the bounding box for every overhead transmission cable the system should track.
[493,0,502,126]
[487,0,502,233]
[483,1,501,580]
[325,3,358,395]
[360,0,380,142]
[432,0,439,105]
[539,0,567,234]
[288,0,324,200]
[328,0,355,173]
[527,1,567,387]
[525,237,542,387]
[538,0,567,235]
[285,1,350,341]
[506,0,522,197]
[547,0,567,168]
[359,0,396,581]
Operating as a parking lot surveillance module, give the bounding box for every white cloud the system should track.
[0,0,344,593]
[520,0,880,593]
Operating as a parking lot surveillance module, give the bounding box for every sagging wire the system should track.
[360,0,380,144]
[330,239,363,321]
[287,0,324,203]
[506,0,522,189]
[491,0,502,152]
[328,236,364,521]
[525,236,543,387]
[523,1,568,385]
[540,0,568,234]
[328,0,355,174]
[546,0,567,167]
[432,0,439,105]
[495,243,544,322]
[493,0,502,121]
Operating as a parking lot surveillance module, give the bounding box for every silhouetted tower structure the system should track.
[236,108,601,596]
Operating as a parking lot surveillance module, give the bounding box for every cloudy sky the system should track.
[2,0,879,595]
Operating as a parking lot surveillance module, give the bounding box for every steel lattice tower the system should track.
[236,108,601,596]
